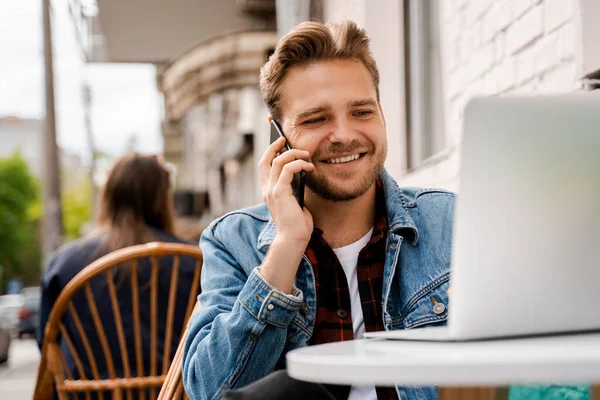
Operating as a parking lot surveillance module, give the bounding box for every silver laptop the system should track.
[367,94,600,341]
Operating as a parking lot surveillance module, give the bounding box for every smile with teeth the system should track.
[325,153,362,164]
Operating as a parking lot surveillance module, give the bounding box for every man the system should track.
[183,20,454,400]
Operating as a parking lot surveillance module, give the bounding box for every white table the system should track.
[287,333,600,399]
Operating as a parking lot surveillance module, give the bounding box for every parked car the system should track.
[20,286,41,298]
[0,325,10,364]
[18,287,41,338]
[0,294,25,335]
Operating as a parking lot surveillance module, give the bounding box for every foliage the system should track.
[0,152,94,291]
[0,153,41,289]
[62,177,93,241]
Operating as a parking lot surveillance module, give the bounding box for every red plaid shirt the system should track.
[305,179,397,400]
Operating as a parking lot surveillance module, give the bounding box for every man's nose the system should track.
[327,116,357,144]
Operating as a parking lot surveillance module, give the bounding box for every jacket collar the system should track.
[257,168,419,251]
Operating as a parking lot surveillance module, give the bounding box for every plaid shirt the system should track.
[306,179,397,400]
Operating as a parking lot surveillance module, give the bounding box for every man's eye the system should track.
[303,117,325,125]
[355,110,373,117]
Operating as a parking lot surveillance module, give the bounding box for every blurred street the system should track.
[0,338,40,399]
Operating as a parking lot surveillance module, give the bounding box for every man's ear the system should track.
[268,115,273,124]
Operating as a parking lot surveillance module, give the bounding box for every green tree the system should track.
[0,153,42,290]
[62,178,92,241]
[0,153,94,292]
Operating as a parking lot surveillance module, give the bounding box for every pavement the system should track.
[0,337,40,399]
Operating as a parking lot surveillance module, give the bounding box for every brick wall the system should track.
[319,0,583,191]
[409,0,581,190]
[402,0,579,190]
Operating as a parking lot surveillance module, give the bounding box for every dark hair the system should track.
[97,153,175,253]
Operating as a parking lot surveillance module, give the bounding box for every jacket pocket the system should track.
[402,273,450,329]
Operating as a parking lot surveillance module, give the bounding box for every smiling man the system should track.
[183,20,455,400]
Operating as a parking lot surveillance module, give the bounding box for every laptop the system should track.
[367,94,600,342]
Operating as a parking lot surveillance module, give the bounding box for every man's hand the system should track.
[257,137,315,293]
[259,136,314,243]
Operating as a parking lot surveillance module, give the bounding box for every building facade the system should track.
[0,117,87,185]
[158,30,277,236]
[0,117,44,178]
[71,0,278,239]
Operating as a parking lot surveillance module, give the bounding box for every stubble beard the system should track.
[305,140,387,202]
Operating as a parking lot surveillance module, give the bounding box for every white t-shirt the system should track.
[333,228,377,400]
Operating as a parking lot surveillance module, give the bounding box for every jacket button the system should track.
[267,304,274,311]
[336,309,348,319]
[433,303,446,315]
[301,303,309,316]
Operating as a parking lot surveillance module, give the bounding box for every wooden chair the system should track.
[34,242,203,400]
[157,302,201,400]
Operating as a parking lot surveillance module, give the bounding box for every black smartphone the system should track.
[270,120,306,208]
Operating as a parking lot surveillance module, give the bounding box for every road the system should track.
[0,337,40,399]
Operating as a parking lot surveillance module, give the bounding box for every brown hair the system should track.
[97,153,175,253]
[259,20,380,122]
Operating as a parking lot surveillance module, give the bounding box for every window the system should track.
[403,0,445,168]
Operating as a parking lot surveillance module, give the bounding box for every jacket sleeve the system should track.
[182,223,304,400]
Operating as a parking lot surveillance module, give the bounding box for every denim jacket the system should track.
[183,169,455,400]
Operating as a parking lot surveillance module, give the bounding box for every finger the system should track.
[258,137,286,175]
[259,137,287,199]
[268,149,311,190]
[270,149,311,175]
[273,160,314,194]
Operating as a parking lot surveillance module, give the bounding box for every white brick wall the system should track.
[407,0,581,190]
[507,5,543,54]
[544,0,573,32]
[318,0,581,190]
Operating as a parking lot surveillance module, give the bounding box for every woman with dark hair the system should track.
[96,153,177,252]
[38,153,200,396]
